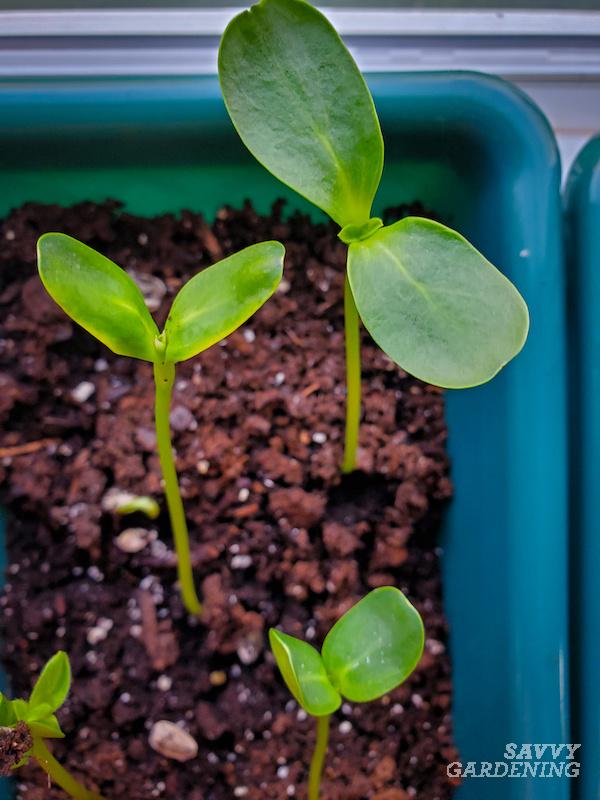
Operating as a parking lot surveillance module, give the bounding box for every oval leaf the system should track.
[38,233,159,362]
[269,629,341,717]
[29,652,71,714]
[164,241,284,363]
[321,587,424,703]
[0,694,17,727]
[219,0,383,228]
[347,218,529,388]
[28,714,65,740]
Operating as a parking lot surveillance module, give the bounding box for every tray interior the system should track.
[0,73,568,800]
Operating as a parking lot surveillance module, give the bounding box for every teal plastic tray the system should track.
[0,73,568,800]
[565,135,600,800]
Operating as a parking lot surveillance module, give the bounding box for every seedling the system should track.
[37,234,284,615]
[219,0,530,472]
[269,587,424,799]
[0,652,105,800]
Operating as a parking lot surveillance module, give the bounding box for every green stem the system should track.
[308,715,330,800]
[342,273,361,474]
[153,359,203,616]
[31,738,105,800]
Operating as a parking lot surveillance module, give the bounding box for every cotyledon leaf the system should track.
[269,629,341,717]
[163,241,284,363]
[219,0,383,228]
[347,217,530,388]
[29,652,71,715]
[321,587,424,703]
[37,233,159,362]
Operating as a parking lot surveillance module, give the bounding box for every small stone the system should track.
[209,671,227,687]
[243,329,256,343]
[170,405,195,432]
[71,381,95,403]
[87,626,108,646]
[236,630,263,665]
[312,431,327,444]
[231,554,252,570]
[148,721,198,762]
[338,721,352,734]
[115,528,155,554]
[234,788,249,798]
[128,270,167,312]
[157,675,172,692]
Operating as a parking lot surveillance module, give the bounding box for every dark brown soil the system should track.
[0,199,459,800]
[0,722,33,776]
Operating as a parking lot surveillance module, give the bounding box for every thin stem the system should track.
[31,738,105,800]
[153,359,203,616]
[308,715,330,800]
[342,273,361,474]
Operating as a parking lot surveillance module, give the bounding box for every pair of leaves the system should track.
[219,0,529,389]
[0,652,70,742]
[37,234,284,364]
[269,587,424,717]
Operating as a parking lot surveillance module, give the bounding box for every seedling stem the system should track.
[31,738,105,800]
[308,714,330,800]
[342,274,362,473]
[153,356,202,616]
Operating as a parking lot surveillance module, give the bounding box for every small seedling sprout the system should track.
[219,0,530,473]
[269,587,424,799]
[0,652,105,800]
[37,234,284,615]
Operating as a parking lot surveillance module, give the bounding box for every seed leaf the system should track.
[29,652,71,714]
[219,0,383,228]
[27,714,65,740]
[38,233,159,362]
[269,629,341,717]
[347,218,530,388]
[0,693,17,727]
[321,587,424,703]
[163,242,284,363]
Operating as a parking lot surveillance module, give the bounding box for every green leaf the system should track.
[269,629,341,717]
[11,699,29,721]
[219,0,383,228]
[321,587,424,703]
[347,218,530,388]
[28,714,65,740]
[38,233,159,362]
[163,242,284,363]
[0,693,17,727]
[29,652,71,714]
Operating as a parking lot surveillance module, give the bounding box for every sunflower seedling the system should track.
[38,234,284,615]
[219,0,530,473]
[0,651,104,800]
[269,587,424,799]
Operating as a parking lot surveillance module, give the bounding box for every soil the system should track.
[0,199,459,800]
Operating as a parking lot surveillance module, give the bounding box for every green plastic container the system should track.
[565,135,600,800]
[0,73,568,800]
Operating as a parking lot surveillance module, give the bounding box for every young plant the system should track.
[269,587,424,799]
[219,0,530,473]
[0,652,104,800]
[37,233,284,615]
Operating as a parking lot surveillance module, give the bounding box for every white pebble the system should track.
[148,721,198,762]
[87,626,107,646]
[71,381,95,403]
[312,432,327,444]
[231,555,253,570]
[339,721,352,734]
[157,675,172,692]
[238,488,250,502]
[243,329,256,343]
[115,527,155,554]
